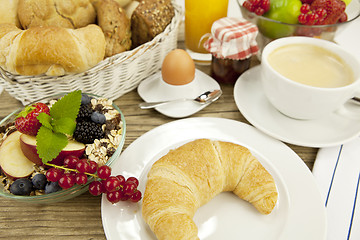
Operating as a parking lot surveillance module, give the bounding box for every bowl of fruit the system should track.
[0,91,141,204]
[238,0,360,52]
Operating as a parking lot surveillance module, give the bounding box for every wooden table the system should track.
[0,59,318,240]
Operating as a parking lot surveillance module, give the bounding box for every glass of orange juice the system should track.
[185,0,229,64]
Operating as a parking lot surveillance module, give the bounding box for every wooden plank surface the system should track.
[0,59,318,239]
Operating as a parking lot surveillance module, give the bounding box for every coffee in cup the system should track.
[267,44,354,88]
[261,37,360,120]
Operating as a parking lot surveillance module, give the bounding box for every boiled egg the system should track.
[161,49,195,85]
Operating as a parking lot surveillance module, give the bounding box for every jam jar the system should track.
[204,17,259,84]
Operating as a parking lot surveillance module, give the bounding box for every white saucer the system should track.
[234,66,360,148]
[137,69,220,118]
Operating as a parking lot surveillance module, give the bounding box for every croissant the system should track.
[142,139,278,240]
[0,23,105,76]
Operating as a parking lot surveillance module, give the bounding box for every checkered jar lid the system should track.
[203,17,259,60]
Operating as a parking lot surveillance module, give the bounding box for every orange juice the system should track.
[185,0,229,54]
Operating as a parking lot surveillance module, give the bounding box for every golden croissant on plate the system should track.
[142,139,278,240]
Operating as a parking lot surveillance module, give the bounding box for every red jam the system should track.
[210,56,251,84]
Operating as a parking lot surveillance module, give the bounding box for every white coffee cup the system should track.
[261,36,360,120]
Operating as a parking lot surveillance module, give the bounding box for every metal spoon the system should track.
[139,89,222,109]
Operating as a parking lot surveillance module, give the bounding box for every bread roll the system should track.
[131,0,174,48]
[0,0,21,28]
[0,23,106,76]
[18,0,96,29]
[95,0,132,57]
[142,139,278,240]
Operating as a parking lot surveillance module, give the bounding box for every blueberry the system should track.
[32,174,47,190]
[45,181,62,194]
[91,111,106,124]
[10,178,33,196]
[81,93,91,105]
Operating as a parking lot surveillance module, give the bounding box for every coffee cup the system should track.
[261,36,360,120]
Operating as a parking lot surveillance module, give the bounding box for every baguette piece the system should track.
[17,0,96,29]
[0,23,106,76]
[142,139,278,240]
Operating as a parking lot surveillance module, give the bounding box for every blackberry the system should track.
[73,120,104,144]
[77,104,93,120]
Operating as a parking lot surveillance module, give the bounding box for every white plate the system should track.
[234,66,360,148]
[137,69,220,118]
[101,117,326,240]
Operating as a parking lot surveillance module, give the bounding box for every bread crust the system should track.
[142,139,278,240]
[0,0,21,28]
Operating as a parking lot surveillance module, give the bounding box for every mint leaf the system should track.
[36,126,68,164]
[37,112,52,130]
[50,90,82,120]
[52,117,76,135]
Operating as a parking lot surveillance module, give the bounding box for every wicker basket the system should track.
[0,3,183,105]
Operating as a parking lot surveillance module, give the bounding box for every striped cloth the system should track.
[313,137,360,240]
[203,17,259,60]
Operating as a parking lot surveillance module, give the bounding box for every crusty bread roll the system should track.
[0,0,21,28]
[142,139,278,240]
[95,0,132,57]
[17,0,96,29]
[0,23,106,76]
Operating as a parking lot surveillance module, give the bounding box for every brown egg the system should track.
[161,49,195,85]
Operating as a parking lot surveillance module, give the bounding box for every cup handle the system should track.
[336,91,360,119]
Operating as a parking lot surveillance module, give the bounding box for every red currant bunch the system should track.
[45,155,142,204]
[89,172,142,204]
[243,0,270,16]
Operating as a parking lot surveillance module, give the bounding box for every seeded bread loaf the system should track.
[17,0,96,29]
[131,0,174,48]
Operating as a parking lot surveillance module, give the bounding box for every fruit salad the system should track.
[0,91,141,204]
[243,0,348,25]
[241,0,354,39]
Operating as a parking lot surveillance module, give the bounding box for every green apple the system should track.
[259,0,302,39]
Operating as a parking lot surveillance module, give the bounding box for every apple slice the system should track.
[0,131,35,179]
[20,134,86,166]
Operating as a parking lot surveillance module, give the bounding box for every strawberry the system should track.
[310,0,346,24]
[15,102,50,136]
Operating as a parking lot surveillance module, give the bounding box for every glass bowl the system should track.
[237,0,360,52]
[0,93,126,204]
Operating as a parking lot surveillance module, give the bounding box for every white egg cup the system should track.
[156,75,200,101]
[138,69,221,118]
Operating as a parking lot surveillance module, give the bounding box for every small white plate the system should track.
[234,66,360,148]
[137,69,220,118]
[101,117,326,240]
